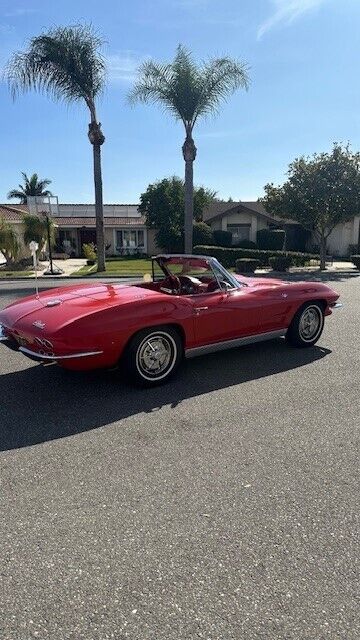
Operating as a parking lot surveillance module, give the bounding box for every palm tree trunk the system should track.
[92,143,105,271]
[182,130,197,254]
[88,118,106,272]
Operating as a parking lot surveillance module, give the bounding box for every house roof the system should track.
[54,216,146,227]
[0,204,146,228]
[0,204,28,222]
[203,200,297,226]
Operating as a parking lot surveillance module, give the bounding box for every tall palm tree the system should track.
[8,172,53,204]
[6,24,107,271]
[130,45,249,253]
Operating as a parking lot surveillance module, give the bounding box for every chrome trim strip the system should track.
[18,346,103,361]
[331,302,343,310]
[185,329,287,359]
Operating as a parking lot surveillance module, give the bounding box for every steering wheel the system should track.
[178,275,200,295]
[160,275,181,295]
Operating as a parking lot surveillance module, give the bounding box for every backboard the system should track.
[27,195,59,217]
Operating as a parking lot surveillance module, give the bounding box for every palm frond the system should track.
[8,172,53,203]
[129,45,249,129]
[193,57,249,124]
[6,24,106,107]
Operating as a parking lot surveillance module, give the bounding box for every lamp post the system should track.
[42,210,56,275]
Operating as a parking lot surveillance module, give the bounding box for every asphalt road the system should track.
[1,273,359,640]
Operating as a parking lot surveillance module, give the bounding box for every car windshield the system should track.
[154,256,241,291]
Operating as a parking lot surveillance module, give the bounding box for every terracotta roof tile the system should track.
[54,216,146,227]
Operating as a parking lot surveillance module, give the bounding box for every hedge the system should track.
[235,258,260,273]
[193,245,317,268]
[256,228,285,250]
[351,255,360,270]
[269,255,293,272]
[213,229,232,247]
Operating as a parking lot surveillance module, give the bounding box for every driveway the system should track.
[0,273,359,639]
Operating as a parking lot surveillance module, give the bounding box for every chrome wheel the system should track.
[136,332,177,381]
[299,306,322,342]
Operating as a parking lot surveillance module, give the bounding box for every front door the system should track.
[79,228,97,254]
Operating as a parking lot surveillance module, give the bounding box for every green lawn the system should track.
[0,270,34,278]
[71,258,154,277]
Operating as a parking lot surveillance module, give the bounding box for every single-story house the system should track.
[203,200,360,256]
[1,199,359,259]
[0,203,158,258]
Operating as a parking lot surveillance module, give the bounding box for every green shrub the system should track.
[193,221,213,246]
[193,245,316,268]
[351,255,360,270]
[269,255,293,271]
[234,239,257,249]
[235,258,260,273]
[257,228,285,250]
[213,230,232,247]
[83,242,97,262]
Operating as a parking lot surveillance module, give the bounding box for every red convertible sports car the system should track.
[0,254,342,386]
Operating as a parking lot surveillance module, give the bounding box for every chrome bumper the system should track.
[331,302,343,310]
[0,325,103,361]
[18,346,103,361]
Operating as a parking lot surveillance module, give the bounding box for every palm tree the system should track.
[8,172,53,204]
[0,217,20,266]
[23,214,54,261]
[6,24,107,271]
[130,45,249,253]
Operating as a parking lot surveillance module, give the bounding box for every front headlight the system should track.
[0,324,8,341]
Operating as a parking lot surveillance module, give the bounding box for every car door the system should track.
[190,287,261,347]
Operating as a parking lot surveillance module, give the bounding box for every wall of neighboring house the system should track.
[209,211,269,243]
[324,216,360,256]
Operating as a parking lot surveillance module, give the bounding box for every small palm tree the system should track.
[8,172,53,204]
[0,217,20,266]
[130,45,249,253]
[23,214,54,259]
[6,24,107,271]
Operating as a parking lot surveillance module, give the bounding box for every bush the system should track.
[213,230,232,247]
[351,255,360,270]
[269,255,293,271]
[83,242,97,262]
[235,258,260,274]
[193,245,316,268]
[193,221,213,246]
[233,239,257,249]
[257,228,285,250]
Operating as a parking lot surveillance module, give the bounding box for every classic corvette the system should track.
[0,254,342,386]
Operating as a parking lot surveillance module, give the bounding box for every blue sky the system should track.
[0,0,359,204]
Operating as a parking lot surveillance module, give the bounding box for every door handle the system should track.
[194,306,209,315]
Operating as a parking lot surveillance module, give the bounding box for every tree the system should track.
[23,214,54,259]
[6,24,107,272]
[261,144,360,269]
[0,218,20,266]
[8,172,52,204]
[139,176,216,252]
[130,45,249,253]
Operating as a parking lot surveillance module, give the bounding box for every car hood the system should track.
[0,282,158,333]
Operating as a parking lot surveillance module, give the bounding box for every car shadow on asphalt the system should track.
[0,340,331,451]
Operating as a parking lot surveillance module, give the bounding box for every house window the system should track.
[227,223,251,244]
[116,229,145,253]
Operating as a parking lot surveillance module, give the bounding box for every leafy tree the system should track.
[0,217,20,265]
[261,144,360,269]
[130,45,249,253]
[6,24,107,271]
[139,176,216,252]
[23,214,54,258]
[8,172,53,204]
